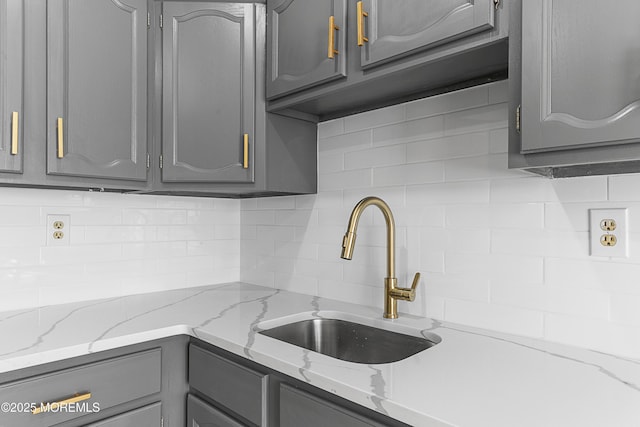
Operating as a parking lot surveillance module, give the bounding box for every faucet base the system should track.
[384,277,398,319]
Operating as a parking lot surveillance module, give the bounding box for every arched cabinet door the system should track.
[358,0,496,69]
[47,0,148,181]
[0,0,23,173]
[266,0,347,99]
[162,2,255,183]
[521,0,640,153]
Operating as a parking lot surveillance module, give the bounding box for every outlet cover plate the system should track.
[589,208,628,258]
[46,214,71,246]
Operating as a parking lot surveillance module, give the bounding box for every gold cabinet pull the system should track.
[356,1,368,46]
[243,133,249,169]
[56,117,64,158]
[327,15,339,59]
[11,112,18,155]
[32,392,92,415]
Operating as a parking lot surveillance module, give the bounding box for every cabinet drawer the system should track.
[189,344,265,426]
[187,394,246,427]
[86,402,162,427]
[0,348,161,427]
[280,383,386,427]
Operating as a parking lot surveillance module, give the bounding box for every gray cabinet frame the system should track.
[266,0,347,99]
[508,0,640,177]
[46,0,149,181]
[161,2,255,184]
[0,0,24,174]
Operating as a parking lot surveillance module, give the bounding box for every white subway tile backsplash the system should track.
[373,115,444,147]
[373,162,444,186]
[344,144,406,170]
[240,80,640,358]
[609,174,640,201]
[317,118,344,139]
[2,81,639,358]
[407,181,490,205]
[319,129,372,153]
[344,103,405,132]
[406,132,490,162]
[319,169,372,191]
[444,103,508,135]
[406,84,488,120]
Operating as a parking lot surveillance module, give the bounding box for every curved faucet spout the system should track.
[340,197,395,278]
[340,196,420,319]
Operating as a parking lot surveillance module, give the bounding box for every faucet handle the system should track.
[406,272,420,301]
[389,272,421,302]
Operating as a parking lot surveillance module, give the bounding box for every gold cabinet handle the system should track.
[327,15,339,59]
[243,133,249,169]
[11,112,18,155]
[56,117,64,158]
[32,392,92,415]
[357,1,368,46]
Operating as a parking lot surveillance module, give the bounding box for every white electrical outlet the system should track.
[46,214,71,246]
[589,208,628,257]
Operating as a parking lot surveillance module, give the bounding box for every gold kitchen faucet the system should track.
[341,197,420,319]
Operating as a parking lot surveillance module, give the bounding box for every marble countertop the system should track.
[0,282,638,427]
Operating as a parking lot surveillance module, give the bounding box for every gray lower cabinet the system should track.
[0,0,23,174]
[0,336,188,427]
[509,0,640,176]
[161,2,255,184]
[86,402,162,427]
[187,394,246,427]
[266,0,347,99]
[188,343,266,426]
[188,340,411,427]
[280,383,386,427]
[46,0,148,181]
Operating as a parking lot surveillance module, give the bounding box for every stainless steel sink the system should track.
[258,318,441,364]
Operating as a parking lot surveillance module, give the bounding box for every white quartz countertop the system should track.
[0,282,638,427]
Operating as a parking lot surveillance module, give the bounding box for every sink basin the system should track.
[258,318,440,364]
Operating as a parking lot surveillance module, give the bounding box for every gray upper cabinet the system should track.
[520,0,640,153]
[47,0,148,181]
[0,0,23,174]
[266,0,509,120]
[360,0,495,68]
[509,0,640,177]
[162,2,255,183]
[266,0,347,99]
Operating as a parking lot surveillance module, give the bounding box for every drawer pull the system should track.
[356,1,368,46]
[243,133,249,169]
[32,392,92,415]
[327,15,339,59]
[11,111,18,155]
[56,117,64,158]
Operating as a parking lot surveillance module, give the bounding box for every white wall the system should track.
[241,81,640,359]
[0,189,240,310]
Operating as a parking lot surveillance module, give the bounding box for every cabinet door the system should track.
[187,394,246,427]
[162,2,254,183]
[521,0,640,153]
[280,384,387,427]
[0,0,23,173]
[359,0,495,68]
[86,402,162,427]
[266,0,347,99]
[47,0,148,181]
